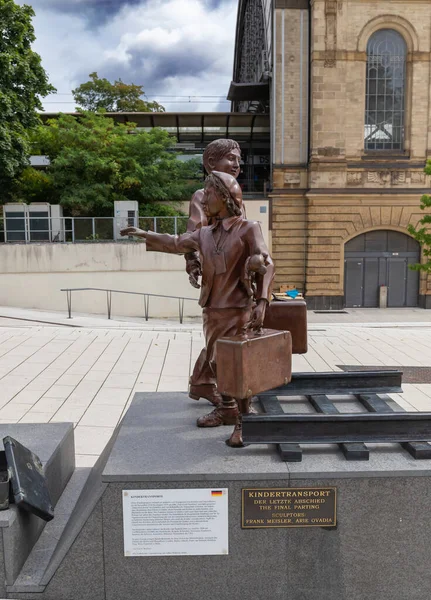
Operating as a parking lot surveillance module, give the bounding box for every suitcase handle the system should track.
[240,325,264,339]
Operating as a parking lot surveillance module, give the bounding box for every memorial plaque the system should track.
[242,487,336,528]
[123,488,229,556]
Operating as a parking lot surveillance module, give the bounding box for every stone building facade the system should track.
[229,0,431,309]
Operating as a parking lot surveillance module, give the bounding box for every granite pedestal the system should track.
[98,393,431,600]
[8,394,431,600]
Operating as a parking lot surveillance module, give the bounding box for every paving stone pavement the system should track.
[0,309,431,467]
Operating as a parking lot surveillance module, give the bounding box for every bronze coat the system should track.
[145,216,274,309]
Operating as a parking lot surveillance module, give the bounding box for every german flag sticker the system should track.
[211,490,223,497]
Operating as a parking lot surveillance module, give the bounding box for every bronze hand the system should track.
[120,227,148,238]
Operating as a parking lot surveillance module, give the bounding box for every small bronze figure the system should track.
[242,254,268,301]
[121,171,275,437]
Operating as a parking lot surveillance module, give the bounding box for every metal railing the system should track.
[0,215,188,243]
[61,287,198,324]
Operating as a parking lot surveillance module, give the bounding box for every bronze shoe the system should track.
[189,384,222,406]
[196,406,239,428]
[226,423,244,448]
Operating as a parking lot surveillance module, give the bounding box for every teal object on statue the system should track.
[285,289,299,299]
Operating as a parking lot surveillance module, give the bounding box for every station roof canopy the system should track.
[40,112,270,145]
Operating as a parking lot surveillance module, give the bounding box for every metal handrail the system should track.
[60,287,198,324]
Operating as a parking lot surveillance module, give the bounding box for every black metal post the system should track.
[66,290,72,319]
[107,291,112,319]
[179,298,184,324]
[144,295,149,321]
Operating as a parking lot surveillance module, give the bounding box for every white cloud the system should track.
[24,0,237,112]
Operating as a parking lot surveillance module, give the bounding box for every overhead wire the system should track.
[42,100,230,104]
[42,92,230,106]
[48,93,228,98]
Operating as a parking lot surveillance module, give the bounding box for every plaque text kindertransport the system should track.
[242,487,336,528]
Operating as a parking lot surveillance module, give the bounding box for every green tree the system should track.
[11,166,55,203]
[20,111,201,215]
[72,72,165,113]
[408,184,431,273]
[0,0,55,198]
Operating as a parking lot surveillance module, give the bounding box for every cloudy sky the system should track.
[21,0,238,112]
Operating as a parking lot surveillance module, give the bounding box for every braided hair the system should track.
[204,173,242,217]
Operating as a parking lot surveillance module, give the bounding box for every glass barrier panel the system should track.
[95,219,114,240]
[73,218,93,241]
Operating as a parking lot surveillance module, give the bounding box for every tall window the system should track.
[364,29,407,151]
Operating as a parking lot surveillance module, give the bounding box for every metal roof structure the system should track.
[40,112,270,145]
[37,112,271,193]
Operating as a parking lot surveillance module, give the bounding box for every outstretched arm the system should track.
[121,226,147,239]
[121,227,199,255]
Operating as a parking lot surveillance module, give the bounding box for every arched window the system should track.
[364,29,407,151]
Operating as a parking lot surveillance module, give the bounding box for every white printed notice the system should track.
[122,488,229,557]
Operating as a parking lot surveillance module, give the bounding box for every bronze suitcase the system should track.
[263,299,308,354]
[216,329,292,399]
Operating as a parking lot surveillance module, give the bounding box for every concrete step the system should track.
[0,424,75,596]
[8,468,92,595]
[5,423,121,599]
